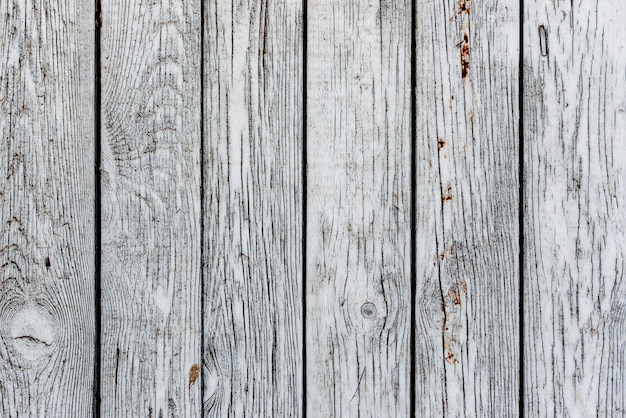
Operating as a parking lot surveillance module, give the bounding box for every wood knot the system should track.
[360,302,377,319]
[10,307,56,361]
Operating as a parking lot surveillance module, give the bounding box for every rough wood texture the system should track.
[100,0,202,415]
[202,0,303,415]
[414,0,520,416]
[524,2,626,416]
[306,0,412,415]
[0,0,95,416]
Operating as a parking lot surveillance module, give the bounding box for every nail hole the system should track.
[539,25,548,57]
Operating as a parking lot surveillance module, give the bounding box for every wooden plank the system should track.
[99,0,202,415]
[306,0,412,416]
[414,0,520,415]
[523,2,626,416]
[0,0,95,416]
[202,0,303,415]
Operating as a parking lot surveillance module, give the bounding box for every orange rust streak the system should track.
[189,364,199,388]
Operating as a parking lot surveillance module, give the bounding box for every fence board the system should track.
[202,0,303,416]
[306,0,412,416]
[0,0,95,416]
[99,0,202,416]
[523,1,626,416]
[414,0,520,415]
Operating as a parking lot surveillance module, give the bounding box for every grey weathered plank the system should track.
[306,0,412,416]
[523,2,626,416]
[0,0,95,416]
[202,0,303,415]
[99,0,202,416]
[414,0,520,416]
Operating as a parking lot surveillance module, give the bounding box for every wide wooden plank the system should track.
[414,0,520,416]
[202,0,303,415]
[523,2,626,416]
[0,0,95,416]
[99,0,202,415]
[306,1,412,416]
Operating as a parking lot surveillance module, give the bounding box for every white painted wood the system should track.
[202,0,303,415]
[306,0,412,416]
[414,0,520,416]
[524,1,626,416]
[0,0,95,416]
[99,0,202,415]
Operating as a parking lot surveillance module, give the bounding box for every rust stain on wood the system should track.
[457,0,471,14]
[189,364,199,388]
[461,33,470,79]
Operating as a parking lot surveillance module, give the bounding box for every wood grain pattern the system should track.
[306,0,412,415]
[414,0,520,416]
[99,0,202,415]
[523,1,626,416]
[202,0,303,415]
[0,0,95,416]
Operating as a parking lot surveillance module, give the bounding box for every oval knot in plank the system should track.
[9,307,56,361]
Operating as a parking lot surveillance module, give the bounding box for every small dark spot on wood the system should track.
[461,33,470,79]
[189,363,199,388]
[442,184,453,201]
[360,302,377,319]
[45,257,51,268]
[439,253,445,260]
[438,138,446,150]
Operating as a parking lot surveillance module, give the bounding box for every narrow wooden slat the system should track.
[524,2,626,416]
[0,0,95,416]
[100,0,202,415]
[202,0,303,415]
[306,1,412,415]
[414,0,520,415]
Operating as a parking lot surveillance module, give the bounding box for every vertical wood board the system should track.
[202,0,303,416]
[524,1,626,416]
[306,0,412,416]
[100,0,202,415]
[414,0,520,415]
[0,0,95,416]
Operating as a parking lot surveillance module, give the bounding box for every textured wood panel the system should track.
[306,0,412,415]
[0,0,95,416]
[99,0,202,415]
[414,0,520,415]
[523,1,626,416]
[202,0,303,415]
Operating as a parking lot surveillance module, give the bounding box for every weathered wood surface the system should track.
[4,1,626,416]
[523,1,626,416]
[202,0,303,416]
[414,0,520,416]
[99,0,202,415]
[306,0,412,416]
[0,0,95,416]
